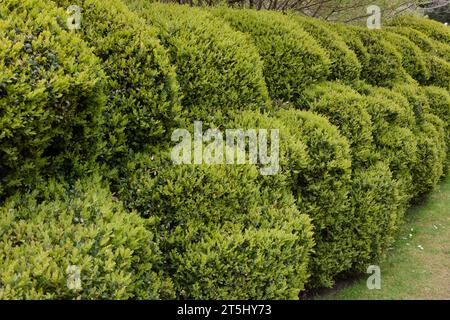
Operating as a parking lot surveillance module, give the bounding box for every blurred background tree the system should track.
[160,0,424,22]
[419,0,450,23]
[157,0,450,24]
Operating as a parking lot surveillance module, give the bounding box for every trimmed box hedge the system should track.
[382,31,430,84]
[0,0,106,199]
[1,4,449,297]
[390,15,450,44]
[51,0,181,160]
[0,175,173,299]
[118,151,314,299]
[299,82,376,168]
[124,1,270,126]
[292,15,361,81]
[232,109,354,288]
[210,7,331,104]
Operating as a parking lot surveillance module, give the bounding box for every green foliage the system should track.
[426,55,450,90]
[353,84,417,199]
[332,23,371,71]
[292,15,361,81]
[233,109,354,289]
[392,26,450,62]
[210,7,331,103]
[393,27,438,53]
[391,84,430,124]
[51,0,181,160]
[393,84,446,198]
[0,175,173,299]
[118,152,314,299]
[299,82,375,167]
[390,26,450,89]
[412,114,446,198]
[423,86,450,168]
[299,81,416,272]
[351,27,413,87]
[1,3,449,298]
[0,0,105,199]
[350,161,404,271]
[124,2,270,125]
[382,31,430,84]
[424,86,450,131]
[390,15,450,45]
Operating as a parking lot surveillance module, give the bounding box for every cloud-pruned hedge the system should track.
[1,3,449,298]
[118,151,314,299]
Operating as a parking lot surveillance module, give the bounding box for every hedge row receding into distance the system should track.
[0,1,449,299]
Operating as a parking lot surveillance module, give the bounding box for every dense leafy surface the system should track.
[1,1,449,298]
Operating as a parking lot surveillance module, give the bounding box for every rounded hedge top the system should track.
[292,15,361,81]
[349,26,413,87]
[0,0,105,199]
[210,7,331,104]
[299,82,375,167]
[232,108,354,288]
[390,25,450,89]
[355,84,418,192]
[390,15,450,45]
[382,31,430,84]
[125,1,270,126]
[392,26,450,62]
[0,175,172,299]
[424,86,450,136]
[118,151,314,299]
[1,2,449,298]
[332,22,371,72]
[51,0,181,157]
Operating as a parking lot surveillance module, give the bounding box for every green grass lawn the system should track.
[318,175,450,300]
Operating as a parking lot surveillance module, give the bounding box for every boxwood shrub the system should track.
[2,3,449,298]
[332,23,371,73]
[393,84,446,198]
[0,0,106,199]
[426,55,450,89]
[392,27,436,53]
[210,7,331,103]
[424,86,450,168]
[390,15,450,44]
[392,26,450,62]
[389,27,450,89]
[284,86,408,275]
[118,152,314,299]
[232,109,354,289]
[299,82,376,168]
[392,84,430,124]
[51,0,181,161]
[271,108,412,285]
[351,27,413,87]
[349,161,404,271]
[424,86,450,132]
[353,84,418,199]
[124,1,270,125]
[0,175,173,299]
[412,114,446,197]
[292,15,361,81]
[382,31,430,84]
